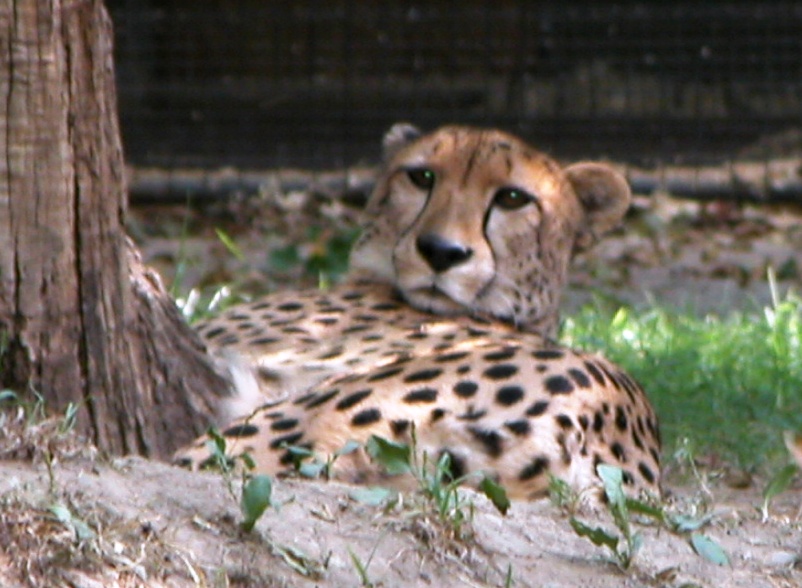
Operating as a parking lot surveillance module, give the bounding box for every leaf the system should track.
[281,444,315,470]
[762,463,798,517]
[240,475,273,532]
[547,475,575,507]
[365,435,411,476]
[206,427,227,457]
[240,452,256,471]
[270,244,301,271]
[597,464,630,535]
[285,444,315,458]
[597,464,626,507]
[0,389,18,403]
[570,517,619,552]
[49,503,76,531]
[690,533,729,566]
[349,486,394,506]
[299,461,327,479]
[71,517,96,542]
[215,228,245,261]
[48,503,96,541]
[625,497,665,523]
[336,439,362,457]
[479,477,510,515]
[669,512,714,533]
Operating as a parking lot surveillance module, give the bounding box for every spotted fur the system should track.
[176,124,660,499]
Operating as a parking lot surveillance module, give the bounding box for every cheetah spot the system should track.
[270,432,304,450]
[531,349,564,360]
[367,367,405,382]
[483,363,519,380]
[495,385,524,406]
[306,388,340,408]
[519,456,549,481]
[403,368,443,383]
[222,424,259,438]
[544,375,574,395]
[525,400,549,417]
[467,426,503,457]
[270,418,299,431]
[352,408,382,427]
[336,389,373,411]
[453,380,479,398]
[638,462,656,484]
[504,419,530,436]
[391,419,410,436]
[403,387,438,403]
[483,347,517,361]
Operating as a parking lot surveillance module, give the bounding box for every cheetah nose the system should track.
[416,233,473,273]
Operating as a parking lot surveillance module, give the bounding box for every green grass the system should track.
[562,289,802,472]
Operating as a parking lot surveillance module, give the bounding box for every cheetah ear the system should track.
[382,123,422,160]
[565,162,631,252]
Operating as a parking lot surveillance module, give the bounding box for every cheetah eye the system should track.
[406,167,436,190]
[493,187,535,210]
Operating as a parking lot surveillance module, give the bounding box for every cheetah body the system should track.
[177,124,661,499]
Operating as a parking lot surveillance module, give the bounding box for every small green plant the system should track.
[48,502,96,543]
[363,433,509,540]
[503,563,514,588]
[169,224,247,323]
[283,439,361,479]
[59,402,80,435]
[269,226,359,287]
[548,474,581,512]
[0,389,50,426]
[348,545,379,588]
[205,427,275,532]
[761,463,798,521]
[567,465,729,570]
[569,465,643,569]
[284,432,506,535]
[283,435,502,544]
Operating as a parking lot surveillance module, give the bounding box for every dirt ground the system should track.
[2,188,802,587]
[0,453,800,588]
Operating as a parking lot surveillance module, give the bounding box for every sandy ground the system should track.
[0,454,800,588]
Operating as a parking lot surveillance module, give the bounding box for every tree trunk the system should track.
[0,0,229,458]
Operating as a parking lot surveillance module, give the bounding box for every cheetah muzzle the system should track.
[174,124,661,501]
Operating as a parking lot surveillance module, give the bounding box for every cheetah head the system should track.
[349,124,631,336]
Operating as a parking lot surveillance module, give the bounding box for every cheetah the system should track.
[175,124,661,500]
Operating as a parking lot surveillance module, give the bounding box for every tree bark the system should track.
[0,0,229,458]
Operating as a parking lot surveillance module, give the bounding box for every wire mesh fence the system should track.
[108,1,802,200]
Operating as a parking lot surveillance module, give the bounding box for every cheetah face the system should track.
[349,124,632,336]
